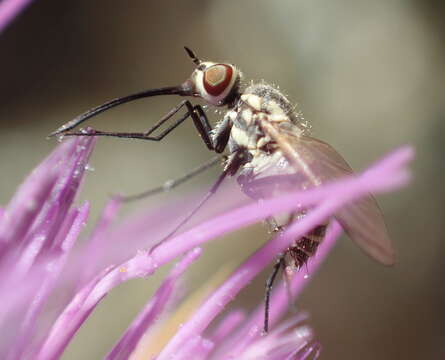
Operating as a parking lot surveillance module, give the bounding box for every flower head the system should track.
[0,133,413,359]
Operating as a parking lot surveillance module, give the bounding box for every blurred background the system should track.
[1,0,444,358]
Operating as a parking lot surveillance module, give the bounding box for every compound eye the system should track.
[203,64,233,97]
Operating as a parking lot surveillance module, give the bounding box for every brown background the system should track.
[1,1,444,358]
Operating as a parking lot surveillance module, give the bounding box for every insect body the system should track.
[227,86,328,270]
[50,47,394,332]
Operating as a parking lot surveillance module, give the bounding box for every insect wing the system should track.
[261,122,395,265]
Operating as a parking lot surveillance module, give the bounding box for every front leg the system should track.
[62,101,217,152]
[188,104,234,153]
[211,114,233,153]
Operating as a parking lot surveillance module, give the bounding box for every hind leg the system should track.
[264,255,286,333]
[263,223,326,333]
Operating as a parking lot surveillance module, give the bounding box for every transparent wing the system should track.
[261,122,395,265]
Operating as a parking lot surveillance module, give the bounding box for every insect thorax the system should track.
[227,82,303,152]
[241,82,302,123]
[224,83,305,179]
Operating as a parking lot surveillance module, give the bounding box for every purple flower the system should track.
[0,134,413,359]
[0,136,95,359]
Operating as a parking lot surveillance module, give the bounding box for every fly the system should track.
[49,47,395,333]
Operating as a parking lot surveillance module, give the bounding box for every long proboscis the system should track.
[48,85,187,137]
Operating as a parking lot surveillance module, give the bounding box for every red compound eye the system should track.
[203,64,233,97]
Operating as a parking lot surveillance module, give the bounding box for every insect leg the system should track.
[149,150,245,254]
[264,255,286,334]
[48,86,186,137]
[119,155,225,202]
[62,99,191,138]
[189,104,214,150]
[212,115,233,153]
[62,101,217,151]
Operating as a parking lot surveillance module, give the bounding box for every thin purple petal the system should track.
[0,0,34,33]
[71,197,199,280]
[36,251,158,359]
[239,319,314,360]
[292,342,322,360]
[209,310,246,344]
[0,139,76,255]
[35,265,116,360]
[171,335,215,360]
[0,136,95,262]
[77,198,121,287]
[8,202,90,360]
[105,247,202,360]
[14,136,95,274]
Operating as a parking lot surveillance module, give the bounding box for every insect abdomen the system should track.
[287,224,326,269]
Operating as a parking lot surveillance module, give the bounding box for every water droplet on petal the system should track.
[85,164,95,172]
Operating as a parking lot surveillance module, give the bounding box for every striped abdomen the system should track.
[286,224,326,270]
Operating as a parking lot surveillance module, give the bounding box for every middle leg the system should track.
[118,155,225,202]
[148,149,246,254]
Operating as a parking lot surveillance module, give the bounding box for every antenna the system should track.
[184,46,201,66]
